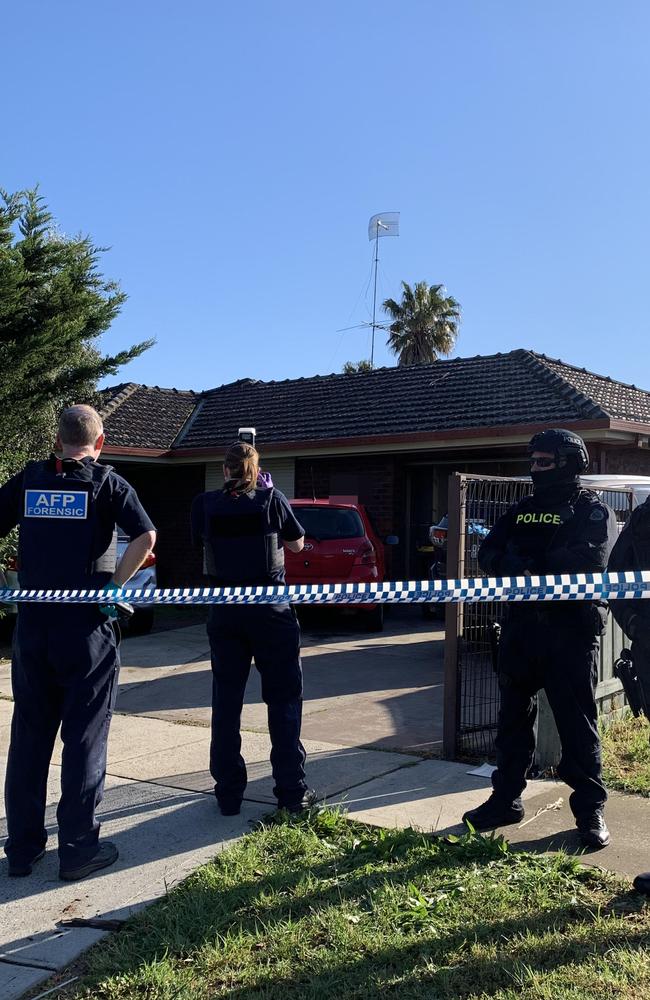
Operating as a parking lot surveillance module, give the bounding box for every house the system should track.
[100,349,650,586]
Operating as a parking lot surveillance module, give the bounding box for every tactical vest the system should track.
[17,458,117,590]
[199,487,285,585]
[510,492,579,570]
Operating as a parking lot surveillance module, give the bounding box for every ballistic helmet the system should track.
[528,428,589,473]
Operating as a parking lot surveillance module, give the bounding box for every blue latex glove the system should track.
[99,581,121,619]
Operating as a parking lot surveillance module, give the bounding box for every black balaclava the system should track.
[529,429,586,504]
[531,457,580,497]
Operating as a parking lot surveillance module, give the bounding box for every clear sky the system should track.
[4,1,650,393]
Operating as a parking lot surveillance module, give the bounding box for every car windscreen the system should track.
[296,507,365,541]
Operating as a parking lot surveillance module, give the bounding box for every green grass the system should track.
[601,713,650,797]
[45,809,649,1000]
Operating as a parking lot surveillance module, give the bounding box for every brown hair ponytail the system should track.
[224,441,260,494]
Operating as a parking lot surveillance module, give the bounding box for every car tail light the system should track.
[353,540,376,566]
[141,552,156,568]
[431,529,447,547]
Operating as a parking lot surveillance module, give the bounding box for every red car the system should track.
[285,498,398,631]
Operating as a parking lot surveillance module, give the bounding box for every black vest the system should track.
[18,458,117,590]
[509,491,579,570]
[199,487,285,586]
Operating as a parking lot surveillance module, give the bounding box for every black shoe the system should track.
[576,811,610,849]
[633,872,650,896]
[462,794,524,831]
[278,790,318,814]
[8,849,46,877]
[218,800,242,817]
[59,841,119,881]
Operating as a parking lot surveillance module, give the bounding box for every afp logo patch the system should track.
[24,490,88,519]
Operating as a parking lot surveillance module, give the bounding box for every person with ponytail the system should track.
[191,441,310,815]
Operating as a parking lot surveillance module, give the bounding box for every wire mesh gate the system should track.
[442,473,633,760]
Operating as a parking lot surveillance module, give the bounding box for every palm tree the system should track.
[383,281,460,366]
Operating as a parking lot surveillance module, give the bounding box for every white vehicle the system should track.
[116,533,157,634]
[579,474,650,509]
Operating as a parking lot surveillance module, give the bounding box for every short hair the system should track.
[58,405,104,447]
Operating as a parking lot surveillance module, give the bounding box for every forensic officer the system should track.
[608,495,650,893]
[463,429,618,848]
[1,405,156,880]
[191,440,309,815]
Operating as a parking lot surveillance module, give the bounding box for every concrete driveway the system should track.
[115,606,445,755]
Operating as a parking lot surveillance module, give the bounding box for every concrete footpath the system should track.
[0,615,649,998]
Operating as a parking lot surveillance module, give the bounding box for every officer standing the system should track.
[608,495,650,894]
[191,440,309,815]
[463,429,618,848]
[1,405,156,880]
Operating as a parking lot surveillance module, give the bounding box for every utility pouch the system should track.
[613,648,649,719]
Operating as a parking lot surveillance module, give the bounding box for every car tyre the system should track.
[364,605,384,632]
[127,608,155,636]
[0,613,16,642]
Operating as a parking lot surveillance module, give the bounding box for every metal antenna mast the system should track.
[367,212,399,367]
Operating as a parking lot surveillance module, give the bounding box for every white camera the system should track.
[238,427,256,446]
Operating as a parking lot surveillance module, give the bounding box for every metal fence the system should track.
[442,473,633,760]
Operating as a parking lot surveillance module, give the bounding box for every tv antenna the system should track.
[368,212,399,367]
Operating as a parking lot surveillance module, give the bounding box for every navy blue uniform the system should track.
[478,488,617,820]
[0,457,154,870]
[191,485,307,811]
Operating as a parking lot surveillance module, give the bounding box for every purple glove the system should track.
[257,471,273,488]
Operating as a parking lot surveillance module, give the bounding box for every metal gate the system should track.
[442,473,633,759]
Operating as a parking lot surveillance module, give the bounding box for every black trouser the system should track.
[491,607,607,820]
[4,605,119,869]
[207,603,307,809]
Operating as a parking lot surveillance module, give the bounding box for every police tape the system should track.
[1,571,650,606]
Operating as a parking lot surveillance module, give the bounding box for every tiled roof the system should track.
[100,383,197,449]
[100,350,650,452]
[535,355,650,424]
[174,350,609,449]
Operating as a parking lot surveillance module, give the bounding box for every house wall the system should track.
[110,462,205,587]
[295,454,404,575]
[205,458,295,497]
[108,443,648,587]
[602,446,650,475]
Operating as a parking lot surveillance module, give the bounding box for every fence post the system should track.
[443,472,465,758]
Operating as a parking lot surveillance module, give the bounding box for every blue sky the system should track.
[5,1,650,392]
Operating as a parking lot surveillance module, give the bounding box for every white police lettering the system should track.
[23,489,88,519]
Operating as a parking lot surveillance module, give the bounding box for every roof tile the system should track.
[101,349,650,452]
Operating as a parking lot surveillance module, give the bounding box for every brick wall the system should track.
[110,462,205,587]
[603,447,650,475]
[295,455,403,575]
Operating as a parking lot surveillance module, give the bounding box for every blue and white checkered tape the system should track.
[0,571,649,605]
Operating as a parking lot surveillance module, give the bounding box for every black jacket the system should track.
[479,488,617,620]
[608,497,650,640]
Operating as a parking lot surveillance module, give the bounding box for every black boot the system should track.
[277,790,318,815]
[633,872,650,896]
[576,810,610,849]
[8,848,46,877]
[462,793,524,831]
[59,841,119,881]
